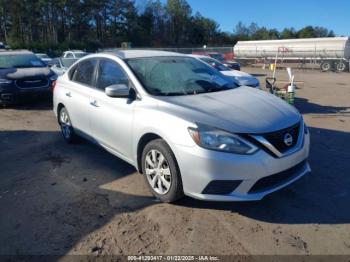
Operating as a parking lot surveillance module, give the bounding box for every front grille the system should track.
[15,77,49,89]
[263,122,300,153]
[202,180,242,195]
[249,160,307,194]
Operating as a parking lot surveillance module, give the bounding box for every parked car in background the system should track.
[35,53,52,65]
[54,50,310,203]
[0,50,57,105]
[62,50,88,59]
[0,42,10,50]
[50,57,78,76]
[207,52,241,71]
[191,55,260,88]
[49,50,87,76]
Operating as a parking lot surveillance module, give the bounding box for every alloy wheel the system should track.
[60,108,72,140]
[145,149,172,195]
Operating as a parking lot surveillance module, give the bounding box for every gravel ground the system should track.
[0,68,350,257]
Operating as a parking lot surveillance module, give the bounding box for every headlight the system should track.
[188,124,259,154]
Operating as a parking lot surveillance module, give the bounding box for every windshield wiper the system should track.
[149,88,188,96]
[198,83,232,94]
[162,92,188,96]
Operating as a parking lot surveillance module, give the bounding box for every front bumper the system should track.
[173,132,310,201]
[0,84,52,105]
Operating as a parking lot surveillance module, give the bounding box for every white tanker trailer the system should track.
[234,37,350,72]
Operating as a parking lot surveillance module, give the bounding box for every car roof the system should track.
[67,50,85,53]
[0,50,33,55]
[64,50,85,53]
[189,54,210,59]
[102,50,185,59]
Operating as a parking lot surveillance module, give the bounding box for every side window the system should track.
[66,53,74,58]
[68,65,77,80]
[72,59,97,86]
[97,59,128,91]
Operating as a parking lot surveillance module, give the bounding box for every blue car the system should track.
[0,50,57,105]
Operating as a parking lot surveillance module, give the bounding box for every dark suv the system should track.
[0,50,57,105]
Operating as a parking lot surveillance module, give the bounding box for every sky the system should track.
[149,0,350,36]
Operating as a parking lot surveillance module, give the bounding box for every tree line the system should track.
[234,22,335,41]
[0,0,336,56]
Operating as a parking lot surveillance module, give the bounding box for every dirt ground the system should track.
[0,68,350,257]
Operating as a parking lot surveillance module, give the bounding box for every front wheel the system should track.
[59,107,77,143]
[141,139,184,203]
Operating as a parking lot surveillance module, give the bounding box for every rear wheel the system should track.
[320,61,332,72]
[335,61,348,72]
[141,139,184,203]
[59,107,77,143]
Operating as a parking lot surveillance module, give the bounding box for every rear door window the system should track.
[72,59,97,87]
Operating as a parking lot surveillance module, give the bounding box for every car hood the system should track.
[222,70,250,77]
[221,70,259,86]
[156,86,301,134]
[1,67,51,80]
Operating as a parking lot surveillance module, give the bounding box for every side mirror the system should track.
[105,84,130,98]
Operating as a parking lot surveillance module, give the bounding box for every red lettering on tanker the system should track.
[278,47,292,53]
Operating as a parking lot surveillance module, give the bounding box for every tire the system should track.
[58,107,77,144]
[141,139,184,203]
[335,61,348,72]
[320,61,332,72]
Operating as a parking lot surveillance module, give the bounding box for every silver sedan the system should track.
[53,50,310,203]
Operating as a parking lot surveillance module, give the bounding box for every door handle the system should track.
[65,92,72,97]
[90,100,99,107]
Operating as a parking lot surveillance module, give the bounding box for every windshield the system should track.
[0,54,46,68]
[126,56,237,96]
[201,57,230,71]
[61,58,78,68]
[36,54,49,59]
[209,53,225,62]
[75,52,87,58]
